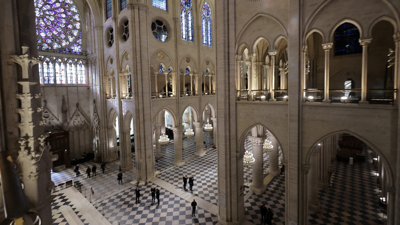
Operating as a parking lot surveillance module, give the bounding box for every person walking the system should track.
[101,163,105,174]
[260,204,267,224]
[189,176,194,191]
[86,167,91,178]
[151,187,156,203]
[156,189,160,205]
[191,199,197,218]
[74,164,80,177]
[183,175,188,191]
[135,187,141,204]
[266,208,274,225]
[92,165,97,176]
[280,164,285,175]
[117,172,123,184]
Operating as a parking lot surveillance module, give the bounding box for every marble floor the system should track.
[50,132,385,225]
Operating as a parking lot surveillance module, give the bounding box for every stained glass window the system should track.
[202,2,212,47]
[120,0,127,11]
[67,60,76,84]
[127,65,131,90]
[152,20,168,42]
[106,0,112,19]
[56,59,66,84]
[181,8,187,41]
[168,67,172,73]
[159,64,165,74]
[334,23,362,56]
[34,0,82,54]
[181,0,193,42]
[39,63,43,84]
[152,0,167,11]
[43,62,48,84]
[77,61,86,84]
[186,67,190,75]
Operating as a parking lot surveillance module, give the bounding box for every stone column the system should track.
[209,73,212,94]
[171,71,176,97]
[395,33,400,225]
[120,130,133,171]
[165,72,169,98]
[387,186,396,224]
[279,60,285,90]
[359,38,372,104]
[303,45,308,100]
[301,165,310,225]
[194,72,198,95]
[267,135,280,176]
[322,43,333,103]
[190,73,193,95]
[236,55,242,90]
[308,149,320,213]
[248,54,255,92]
[268,51,277,101]
[154,123,162,158]
[203,73,206,94]
[248,136,266,194]
[263,65,269,91]
[172,127,184,166]
[193,122,205,156]
[211,117,217,148]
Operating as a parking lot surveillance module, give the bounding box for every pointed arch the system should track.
[123,110,134,131]
[201,102,216,118]
[368,16,397,37]
[329,19,364,42]
[305,28,325,43]
[252,36,270,53]
[152,107,177,128]
[181,104,200,123]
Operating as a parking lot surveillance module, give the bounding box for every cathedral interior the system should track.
[1,0,400,224]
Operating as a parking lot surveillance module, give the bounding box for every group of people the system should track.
[74,163,106,177]
[183,175,194,191]
[133,187,161,205]
[260,205,274,225]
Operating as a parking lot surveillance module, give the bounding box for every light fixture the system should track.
[204,123,213,132]
[340,96,348,103]
[373,157,378,161]
[375,172,379,177]
[261,95,266,101]
[243,149,256,187]
[185,128,194,138]
[159,134,170,145]
[263,138,273,152]
[318,143,321,146]
[308,96,314,102]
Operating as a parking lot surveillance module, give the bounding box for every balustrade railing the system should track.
[303,89,324,102]
[367,89,396,104]
[151,91,173,99]
[121,92,132,99]
[237,90,273,101]
[274,89,288,101]
[180,91,198,97]
[106,94,117,99]
[329,89,361,103]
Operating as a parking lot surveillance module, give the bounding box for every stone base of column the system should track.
[138,180,146,186]
[269,98,276,101]
[322,99,331,103]
[359,100,369,104]
[195,150,206,157]
[154,170,161,176]
[217,214,246,225]
[308,200,320,213]
[174,160,185,167]
[266,168,280,176]
[249,183,267,195]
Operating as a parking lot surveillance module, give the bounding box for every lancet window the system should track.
[202,2,212,47]
[152,0,167,11]
[181,0,193,42]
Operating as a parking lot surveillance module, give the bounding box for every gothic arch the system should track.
[304,130,394,187]
[329,19,364,42]
[201,102,216,118]
[181,104,200,123]
[179,54,197,72]
[237,42,251,55]
[152,107,177,128]
[150,49,175,70]
[108,108,118,128]
[252,36,271,53]
[368,16,397,37]
[238,123,285,160]
[120,50,132,70]
[123,111,134,131]
[304,28,325,44]
[200,57,215,73]
[273,35,288,51]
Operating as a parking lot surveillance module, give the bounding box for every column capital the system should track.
[359,38,373,46]
[322,43,333,50]
[268,51,277,56]
[193,122,203,128]
[236,54,243,61]
[263,65,270,69]
[302,45,308,53]
[302,164,310,174]
[393,32,400,43]
[248,136,264,146]
[247,53,256,61]
[211,117,217,122]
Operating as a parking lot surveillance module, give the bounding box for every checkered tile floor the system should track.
[51,160,136,200]
[96,183,219,225]
[308,154,385,224]
[51,192,90,225]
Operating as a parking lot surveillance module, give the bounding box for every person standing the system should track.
[189,176,194,191]
[266,208,274,225]
[151,187,156,203]
[183,175,188,191]
[101,163,106,174]
[260,204,267,224]
[135,187,141,204]
[74,164,80,177]
[156,189,160,205]
[86,167,91,178]
[92,165,97,176]
[117,172,123,184]
[280,164,285,175]
[191,199,197,218]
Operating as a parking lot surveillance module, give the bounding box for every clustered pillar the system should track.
[249,136,266,194]
[172,127,184,166]
[267,134,280,176]
[193,122,205,156]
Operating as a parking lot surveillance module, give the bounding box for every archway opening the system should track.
[306,133,391,224]
[241,124,285,224]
